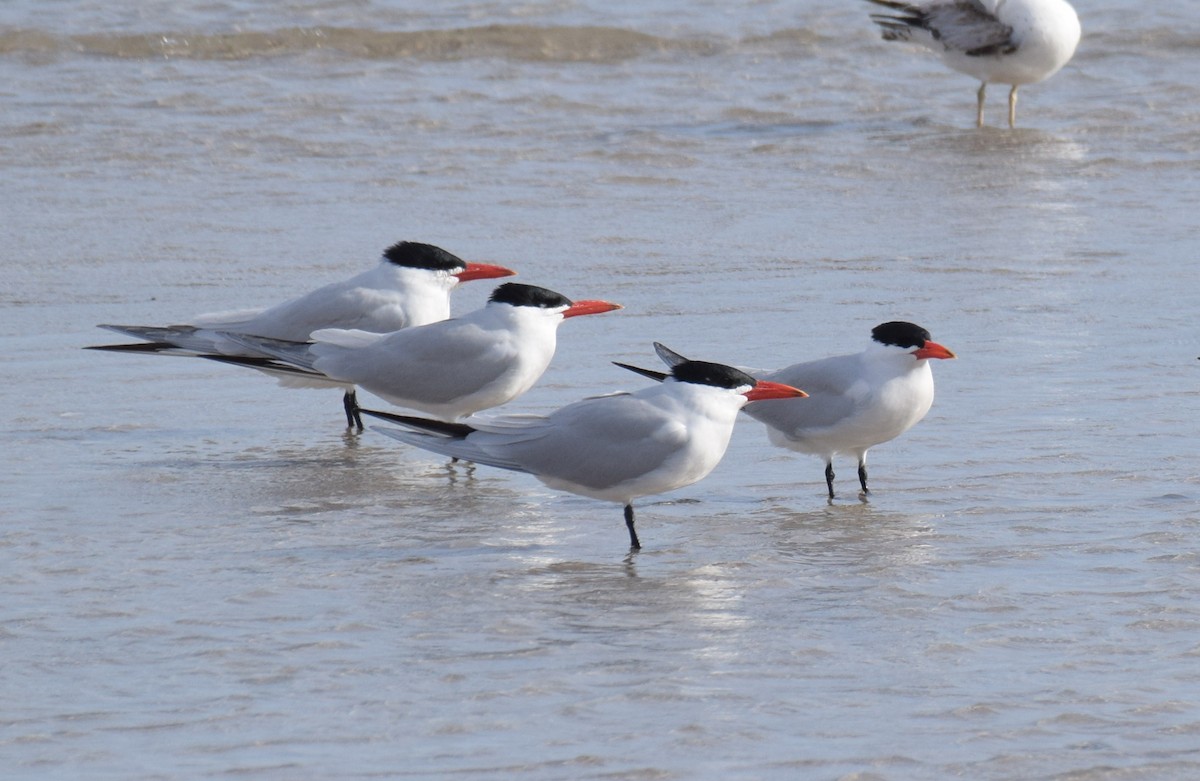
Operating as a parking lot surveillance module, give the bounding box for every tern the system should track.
[87,241,516,427]
[360,348,806,550]
[864,0,1081,127]
[218,283,621,423]
[739,322,955,499]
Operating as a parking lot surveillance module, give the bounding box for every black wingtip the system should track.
[200,354,326,379]
[85,342,176,353]
[652,342,689,368]
[202,354,283,368]
[358,408,476,438]
[612,362,669,383]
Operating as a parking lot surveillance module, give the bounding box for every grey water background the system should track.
[3,1,1199,778]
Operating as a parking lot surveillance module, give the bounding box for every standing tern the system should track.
[87,241,516,427]
[864,0,1081,127]
[218,283,621,423]
[361,349,806,550]
[740,322,955,499]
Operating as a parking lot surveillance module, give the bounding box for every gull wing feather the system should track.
[743,354,865,435]
[310,317,516,410]
[218,333,321,371]
[372,426,528,472]
[96,324,221,354]
[867,0,1015,57]
[470,392,690,493]
[188,265,423,338]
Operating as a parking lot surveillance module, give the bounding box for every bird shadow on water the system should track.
[656,115,896,144]
[749,497,945,572]
[876,121,1088,162]
[666,110,1084,155]
[141,430,519,527]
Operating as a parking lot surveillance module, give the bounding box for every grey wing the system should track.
[372,426,530,472]
[369,402,623,475]
[98,322,327,360]
[185,307,267,332]
[96,324,220,354]
[190,271,411,340]
[744,355,864,435]
[219,333,322,371]
[322,320,511,404]
[868,0,1014,56]
[924,1,1015,56]
[234,283,408,339]
[475,393,688,491]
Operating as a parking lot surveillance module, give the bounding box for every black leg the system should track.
[824,461,836,499]
[858,459,870,494]
[343,389,363,430]
[624,504,641,550]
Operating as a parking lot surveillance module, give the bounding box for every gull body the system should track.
[88,241,515,427]
[223,283,621,423]
[865,0,1081,127]
[364,351,806,550]
[742,322,956,498]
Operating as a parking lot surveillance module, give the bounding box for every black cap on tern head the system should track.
[489,282,572,309]
[871,321,931,349]
[671,360,756,390]
[383,241,467,272]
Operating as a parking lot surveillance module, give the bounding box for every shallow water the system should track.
[3,1,1200,779]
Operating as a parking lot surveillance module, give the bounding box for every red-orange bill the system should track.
[562,300,623,318]
[915,340,956,360]
[744,380,807,402]
[455,262,517,282]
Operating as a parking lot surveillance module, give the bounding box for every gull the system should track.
[865,0,1081,127]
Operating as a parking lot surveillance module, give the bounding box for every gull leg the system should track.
[343,389,363,430]
[824,461,836,499]
[1008,85,1019,128]
[858,458,870,495]
[624,504,642,550]
[976,82,986,128]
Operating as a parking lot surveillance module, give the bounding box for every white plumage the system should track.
[742,322,956,498]
[366,353,806,549]
[88,241,515,427]
[224,283,622,423]
[865,0,1081,127]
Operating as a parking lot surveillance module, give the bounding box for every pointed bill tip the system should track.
[455,262,518,282]
[744,380,807,402]
[563,300,622,318]
[915,341,956,360]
